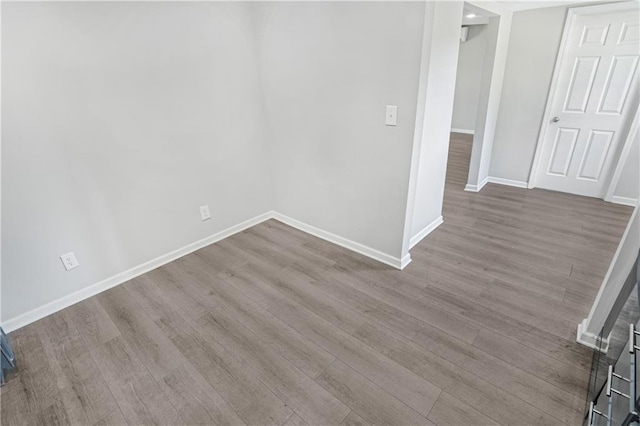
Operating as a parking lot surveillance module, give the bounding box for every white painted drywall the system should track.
[614,130,640,201]
[409,1,464,247]
[451,25,488,132]
[254,2,426,259]
[1,2,273,322]
[490,6,571,183]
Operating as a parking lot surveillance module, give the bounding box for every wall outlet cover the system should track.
[60,252,79,271]
[200,205,211,221]
[385,105,398,126]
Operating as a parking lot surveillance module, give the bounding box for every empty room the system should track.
[1,0,639,425]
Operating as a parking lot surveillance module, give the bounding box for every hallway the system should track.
[1,133,633,425]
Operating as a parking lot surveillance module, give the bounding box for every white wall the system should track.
[408,1,464,249]
[1,2,273,323]
[614,130,640,202]
[451,25,488,132]
[489,6,572,184]
[254,2,426,260]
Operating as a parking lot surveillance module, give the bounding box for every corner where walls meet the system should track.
[2,1,450,330]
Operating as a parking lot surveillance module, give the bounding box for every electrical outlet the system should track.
[385,105,398,126]
[60,252,79,271]
[200,205,211,221]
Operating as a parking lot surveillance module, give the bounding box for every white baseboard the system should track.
[487,176,528,189]
[483,179,635,203]
[451,128,474,135]
[399,254,412,269]
[464,176,489,193]
[611,196,639,207]
[3,210,410,332]
[271,212,408,270]
[576,318,609,353]
[1,211,273,333]
[409,216,443,249]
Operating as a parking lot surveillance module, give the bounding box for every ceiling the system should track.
[461,1,631,27]
[495,0,627,11]
[462,3,495,25]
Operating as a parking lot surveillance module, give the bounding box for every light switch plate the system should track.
[200,205,211,221]
[385,105,398,126]
[60,252,79,271]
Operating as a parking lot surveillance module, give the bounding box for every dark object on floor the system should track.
[1,327,16,385]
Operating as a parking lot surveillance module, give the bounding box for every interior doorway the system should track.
[450,4,495,136]
[448,2,510,193]
[448,3,500,195]
[529,2,639,200]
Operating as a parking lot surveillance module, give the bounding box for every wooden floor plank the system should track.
[310,271,428,340]
[412,324,584,424]
[157,363,246,425]
[472,328,589,395]
[224,272,443,418]
[165,253,338,379]
[327,268,481,344]
[340,411,372,426]
[283,413,310,426]
[353,321,560,425]
[37,316,121,426]
[96,285,186,382]
[195,310,351,425]
[156,312,293,425]
[427,392,500,426]
[126,273,295,425]
[315,360,434,426]
[65,298,120,349]
[89,336,184,425]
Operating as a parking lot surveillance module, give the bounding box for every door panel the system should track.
[618,22,639,45]
[534,6,639,198]
[549,128,580,176]
[564,57,600,112]
[580,25,610,47]
[597,55,638,114]
[578,130,614,180]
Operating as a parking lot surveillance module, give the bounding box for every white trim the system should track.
[2,210,411,332]
[399,254,412,270]
[409,216,443,249]
[611,196,639,207]
[577,318,610,353]
[451,128,474,135]
[606,108,639,202]
[271,212,409,270]
[487,176,528,188]
[1,212,273,333]
[401,1,437,259]
[528,1,640,189]
[565,1,640,16]
[464,176,489,192]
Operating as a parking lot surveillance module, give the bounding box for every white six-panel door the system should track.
[533,5,639,198]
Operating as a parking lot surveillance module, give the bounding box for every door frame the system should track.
[527,1,640,193]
